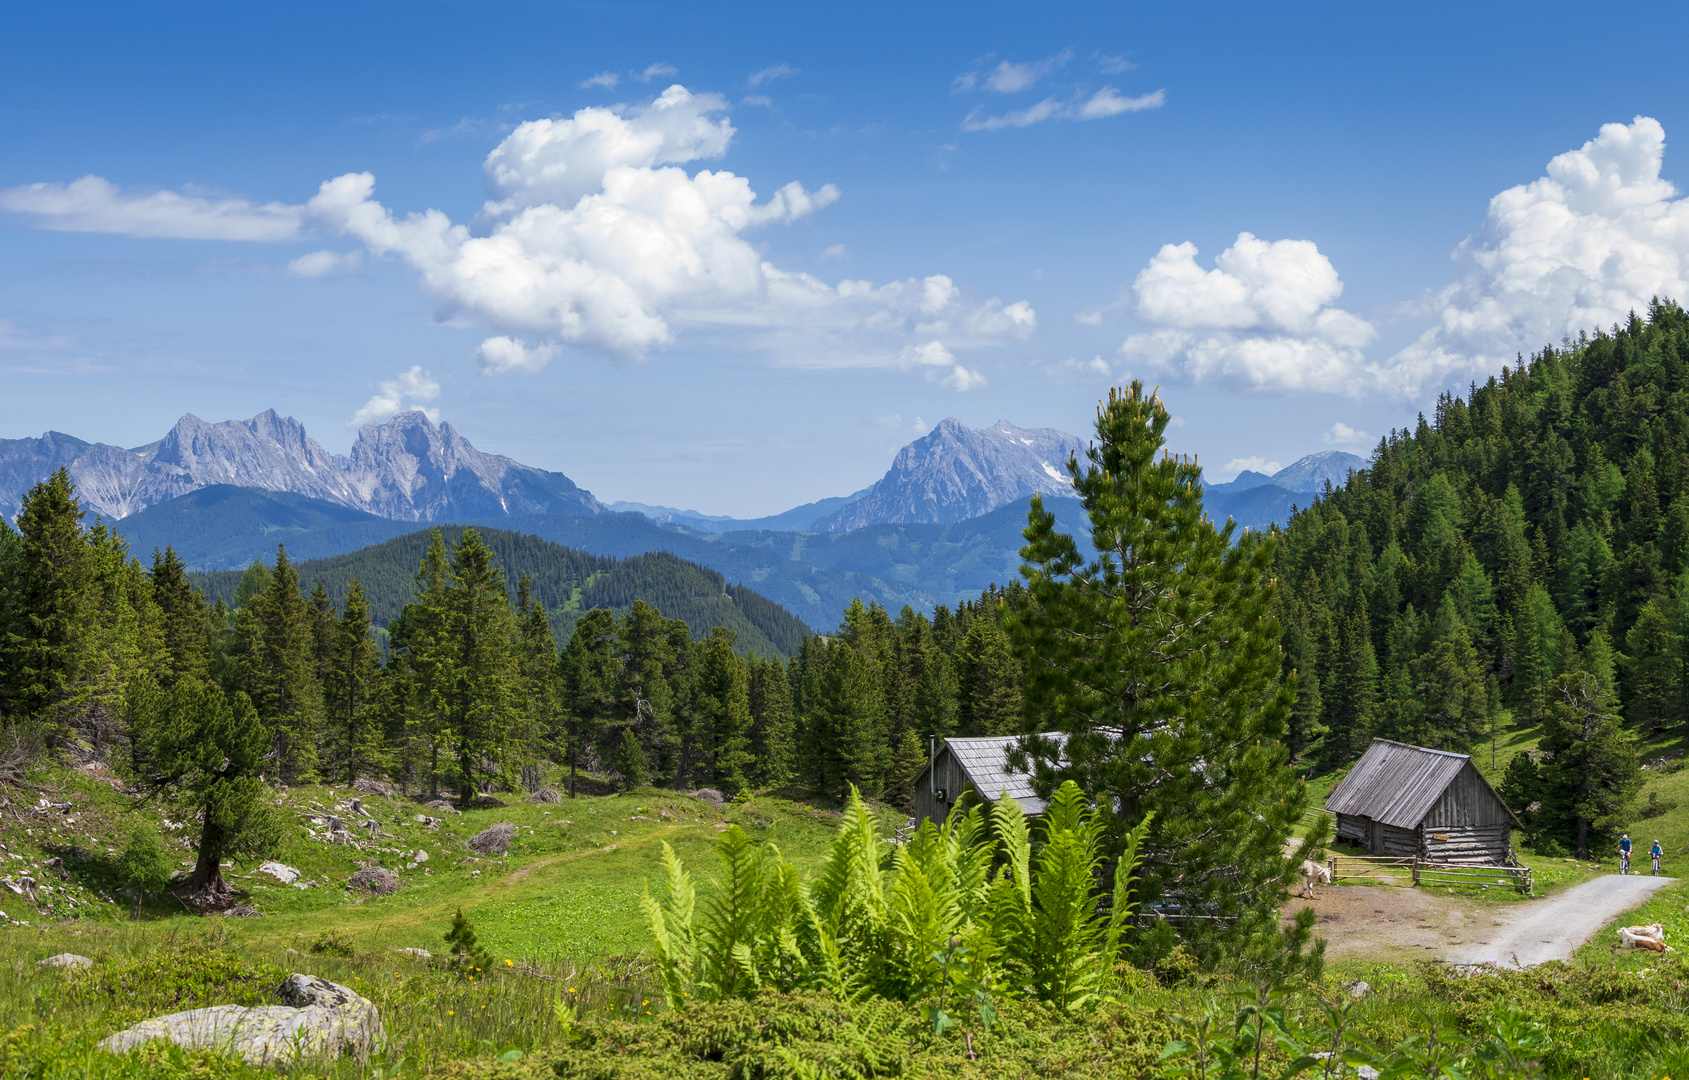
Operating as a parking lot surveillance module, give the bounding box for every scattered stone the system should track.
[257,862,301,885]
[528,788,562,804]
[353,778,396,798]
[393,947,432,960]
[221,905,264,918]
[99,973,383,1065]
[467,824,517,856]
[422,799,460,814]
[37,953,92,969]
[411,849,429,864]
[346,868,400,896]
[1348,980,1369,1000]
[689,788,726,809]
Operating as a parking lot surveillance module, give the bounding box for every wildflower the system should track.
[448,1011,455,1016]
[505,959,514,967]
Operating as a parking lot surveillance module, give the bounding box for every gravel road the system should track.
[1448,874,1675,967]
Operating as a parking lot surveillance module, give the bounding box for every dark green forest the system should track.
[189,527,810,661]
[1273,300,1689,853]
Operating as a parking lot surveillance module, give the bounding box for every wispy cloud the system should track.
[747,63,798,87]
[580,71,619,89]
[0,176,303,241]
[1323,421,1371,446]
[635,62,678,83]
[286,249,363,278]
[962,86,1164,131]
[1094,53,1134,75]
[954,50,1073,94]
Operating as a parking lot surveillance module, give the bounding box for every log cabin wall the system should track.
[912,749,972,827]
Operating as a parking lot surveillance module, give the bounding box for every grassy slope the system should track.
[0,768,848,959]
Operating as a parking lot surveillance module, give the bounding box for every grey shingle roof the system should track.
[1324,738,1471,829]
[943,734,1068,815]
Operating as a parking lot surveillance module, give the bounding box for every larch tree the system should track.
[1008,381,1309,963]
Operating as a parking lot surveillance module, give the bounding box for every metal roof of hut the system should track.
[1324,738,1521,829]
[930,733,1069,815]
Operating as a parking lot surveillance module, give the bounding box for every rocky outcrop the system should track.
[820,418,1083,531]
[99,974,382,1065]
[467,824,517,856]
[346,867,400,895]
[37,953,92,969]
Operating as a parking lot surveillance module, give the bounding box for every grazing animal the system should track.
[1298,859,1332,898]
[1619,924,1673,952]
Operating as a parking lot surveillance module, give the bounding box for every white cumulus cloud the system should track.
[0,175,303,241]
[351,365,441,426]
[1389,115,1689,394]
[1119,232,1377,394]
[301,85,1030,384]
[1323,421,1371,446]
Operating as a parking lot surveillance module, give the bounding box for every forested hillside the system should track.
[1277,301,1689,851]
[189,527,809,660]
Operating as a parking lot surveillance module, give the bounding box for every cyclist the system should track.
[1652,839,1665,876]
[1619,833,1633,875]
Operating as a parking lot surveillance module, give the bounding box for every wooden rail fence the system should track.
[1325,853,1532,894]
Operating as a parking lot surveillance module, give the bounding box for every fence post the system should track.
[1328,856,1335,884]
[1412,855,1420,886]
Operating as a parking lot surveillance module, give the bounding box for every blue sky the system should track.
[5,1,1689,516]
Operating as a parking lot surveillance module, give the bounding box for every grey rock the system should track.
[99,974,382,1065]
[257,861,300,884]
[689,788,726,809]
[820,418,1084,532]
[37,953,92,969]
[352,778,396,797]
[393,947,432,960]
[0,409,601,524]
[411,849,429,863]
[467,824,517,856]
[528,788,562,804]
[346,868,400,895]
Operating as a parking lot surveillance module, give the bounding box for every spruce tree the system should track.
[746,656,796,788]
[2,469,105,734]
[817,643,886,799]
[237,546,321,783]
[562,608,622,797]
[690,628,752,793]
[327,579,383,783]
[149,547,208,689]
[513,574,560,791]
[1009,381,1306,962]
[956,613,1023,737]
[1518,673,1642,858]
[442,528,519,805]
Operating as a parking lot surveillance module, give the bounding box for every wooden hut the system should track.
[912,735,1065,826]
[1324,739,1521,864]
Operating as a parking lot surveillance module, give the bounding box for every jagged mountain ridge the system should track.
[0,409,601,523]
[819,418,1084,532]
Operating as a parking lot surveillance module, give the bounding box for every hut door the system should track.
[1367,818,1383,854]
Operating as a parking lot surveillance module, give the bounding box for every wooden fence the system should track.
[1326,853,1532,894]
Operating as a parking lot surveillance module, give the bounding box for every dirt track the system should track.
[1287,874,1675,967]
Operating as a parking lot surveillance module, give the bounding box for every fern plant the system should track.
[644,781,1154,1016]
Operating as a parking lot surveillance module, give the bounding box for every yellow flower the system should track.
[505,959,513,967]
[448,1010,455,1016]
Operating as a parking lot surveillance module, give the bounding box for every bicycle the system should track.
[1620,850,1631,875]
[1653,853,1663,875]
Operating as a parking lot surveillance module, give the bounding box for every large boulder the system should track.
[467,824,517,856]
[37,953,92,969]
[257,861,300,884]
[528,788,562,804]
[346,867,400,895]
[99,974,382,1065]
[689,788,726,809]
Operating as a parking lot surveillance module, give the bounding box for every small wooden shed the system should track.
[912,734,1065,826]
[1324,739,1521,864]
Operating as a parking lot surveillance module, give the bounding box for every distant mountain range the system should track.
[0,408,1367,628]
[0,409,599,522]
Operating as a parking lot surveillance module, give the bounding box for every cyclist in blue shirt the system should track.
[1619,833,1633,874]
[1652,839,1664,876]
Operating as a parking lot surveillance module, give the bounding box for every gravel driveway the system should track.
[1447,874,1675,967]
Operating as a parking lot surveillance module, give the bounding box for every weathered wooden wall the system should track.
[912,751,971,827]
[1419,762,1513,829]
[1420,823,1510,864]
[1336,813,1368,843]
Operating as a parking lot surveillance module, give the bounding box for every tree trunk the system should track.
[186,819,228,897]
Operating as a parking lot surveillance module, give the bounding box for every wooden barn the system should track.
[912,734,1066,826]
[1324,739,1521,864]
